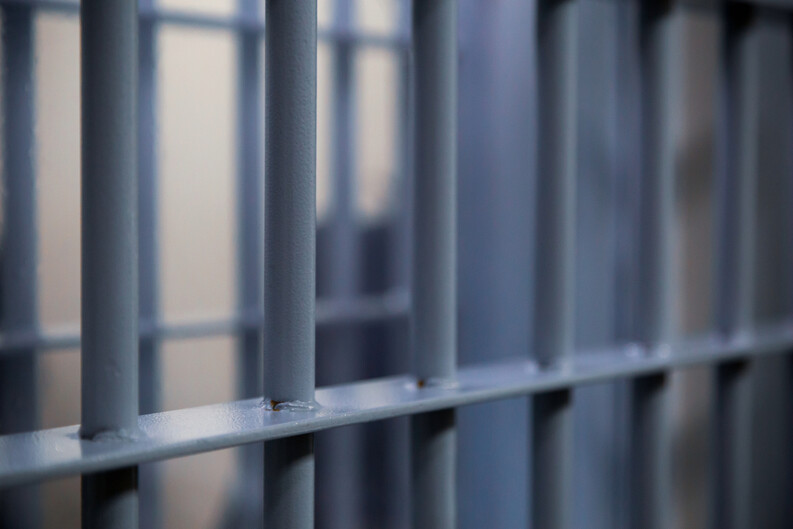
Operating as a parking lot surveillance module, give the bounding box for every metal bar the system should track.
[411,0,457,385]
[137,1,161,527]
[411,1,458,528]
[713,361,753,528]
[628,372,669,529]
[629,0,677,527]
[1,323,793,489]
[80,0,139,527]
[263,2,317,529]
[0,289,410,355]
[711,5,759,529]
[614,4,642,527]
[223,1,265,526]
[0,5,40,528]
[316,0,366,526]
[532,0,578,525]
[0,0,409,48]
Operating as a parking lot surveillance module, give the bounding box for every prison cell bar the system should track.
[0,0,784,524]
[0,5,40,529]
[137,1,162,527]
[220,1,266,527]
[317,0,368,525]
[263,2,317,529]
[712,4,759,529]
[1,321,792,490]
[630,0,677,527]
[80,0,139,528]
[614,7,642,526]
[410,1,458,528]
[532,0,578,526]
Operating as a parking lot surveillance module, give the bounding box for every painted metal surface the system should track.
[0,0,790,527]
[315,0,367,526]
[264,2,318,529]
[629,0,679,526]
[1,322,792,489]
[137,1,161,526]
[80,0,140,441]
[0,5,40,528]
[532,0,578,526]
[711,5,759,529]
[411,1,458,528]
[80,0,140,527]
[222,0,266,528]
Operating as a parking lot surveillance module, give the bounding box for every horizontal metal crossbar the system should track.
[1,318,791,489]
[0,0,409,48]
[0,290,409,355]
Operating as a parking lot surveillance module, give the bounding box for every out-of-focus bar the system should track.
[228,0,265,527]
[80,0,140,527]
[712,4,758,529]
[532,0,578,526]
[263,2,317,529]
[629,0,677,527]
[411,1,458,528]
[316,0,367,526]
[137,1,161,527]
[0,5,40,529]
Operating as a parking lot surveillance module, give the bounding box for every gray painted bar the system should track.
[712,4,759,529]
[80,0,140,527]
[629,0,678,527]
[411,1,458,527]
[532,0,578,526]
[263,2,317,528]
[137,0,161,526]
[0,5,40,528]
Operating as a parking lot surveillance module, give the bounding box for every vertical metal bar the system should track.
[532,0,577,527]
[380,4,413,528]
[391,0,412,294]
[711,5,758,529]
[411,1,457,528]
[327,0,358,304]
[263,2,317,529]
[629,0,677,527]
[0,5,40,529]
[317,0,364,527]
[237,0,263,410]
[80,0,139,527]
[230,0,264,527]
[614,5,642,524]
[628,372,670,529]
[137,0,161,526]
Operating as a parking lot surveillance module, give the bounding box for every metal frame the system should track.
[2,320,793,488]
[1,0,792,528]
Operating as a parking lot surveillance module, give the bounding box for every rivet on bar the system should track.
[712,4,758,529]
[80,0,140,528]
[532,0,578,526]
[263,2,317,529]
[411,1,458,528]
[630,0,678,527]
